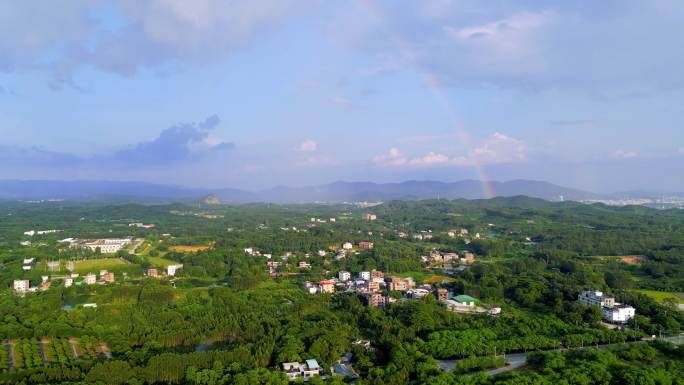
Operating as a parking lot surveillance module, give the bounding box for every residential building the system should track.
[147,268,159,278]
[367,281,381,293]
[318,250,327,257]
[84,273,97,285]
[411,288,431,299]
[388,276,415,292]
[453,294,478,307]
[167,264,183,277]
[578,290,635,323]
[338,271,351,282]
[13,280,30,293]
[437,288,449,301]
[298,261,312,269]
[319,280,335,294]
[64,278,73,288]
[342,242,353,250]
[370,269,384,281]
[359,241,374,249]
[365,293,385,307]
[359,271,371,280]
[102,272,115,283]
[363,213,377,221]
[578,291,616,307]
[603,304,636,323]
[282,360,320,380]
[461,252,476,264]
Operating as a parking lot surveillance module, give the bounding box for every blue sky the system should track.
[1,0,683,192]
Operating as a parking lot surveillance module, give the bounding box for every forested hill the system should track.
[0,179,600,203]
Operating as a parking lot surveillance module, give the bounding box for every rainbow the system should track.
[357,0,497,198]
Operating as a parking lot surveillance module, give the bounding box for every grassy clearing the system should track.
[71,258,130,273]
[146,255,176,268]
[633,289,684,304]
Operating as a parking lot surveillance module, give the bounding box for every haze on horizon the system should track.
[1,1,683,193]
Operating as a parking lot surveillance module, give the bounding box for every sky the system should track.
[1,0,683,193]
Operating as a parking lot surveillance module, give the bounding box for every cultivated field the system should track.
[170,244,212,253]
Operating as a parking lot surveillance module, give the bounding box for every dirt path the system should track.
[7,340,15,369]
[68,338,79,359]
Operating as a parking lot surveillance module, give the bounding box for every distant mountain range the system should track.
[0,179,606,204]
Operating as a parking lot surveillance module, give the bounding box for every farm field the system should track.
[170,244,212,253]
[633,289,684,304]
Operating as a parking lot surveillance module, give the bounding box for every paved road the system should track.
[439,335,684,377]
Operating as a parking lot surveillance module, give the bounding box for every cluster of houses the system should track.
[128,223,156,229]
[13,269,117,294]
[578,290,636,323]
[421,250,476,269]
[282,359,320,381]
[23,229,61,236]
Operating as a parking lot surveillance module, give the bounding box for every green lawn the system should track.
[633,289,684,304]
[70,258,131,274]
[145,255,176,268]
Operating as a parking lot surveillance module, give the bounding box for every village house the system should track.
[282,360,320,381]
[365,293,385,308]
[101,272,115,283]
[64,278,73,287]
[13,280,30,293]
[578,290,636,323]
[319,280,335,294]
[359,241,374,249]
[338,270,351,282]
[84,273,97,285]
[147,268,158,278]
[388,276,415,292]
[437,288,449,301]
[342,242,353,250]
[363,213,377,221]
[167,264,183,277]
[298,261,312,269]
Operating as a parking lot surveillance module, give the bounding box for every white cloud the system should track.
[298,139,317,152]
[612,149,638,159]
[373,132,526,168]
[408,152,450,166]
[372,147,407,167]
[0,1,300,85]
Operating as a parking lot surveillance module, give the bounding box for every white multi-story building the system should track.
[578,290,635,323]
[338,271,351,282]
[578,291,616,307]
[13,280,30,293]
[343,242,353,250]
[359,271,371,281]
[79,238,132,254]
[167,264,183,277]
[64,278,73,288]
[603,305,636,323]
